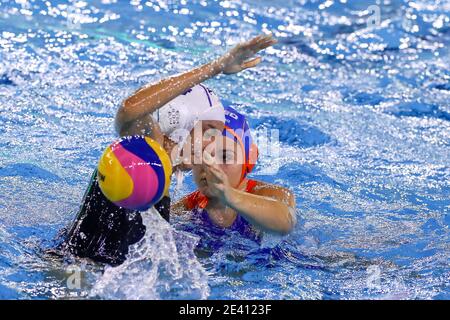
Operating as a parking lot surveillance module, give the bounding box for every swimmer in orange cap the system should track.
[173,106,296,238]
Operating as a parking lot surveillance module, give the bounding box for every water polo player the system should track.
[60,34,278,265]
[172,106,296,240]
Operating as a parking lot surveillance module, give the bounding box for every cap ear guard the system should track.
[222,125,255,181]
[246,142,258,174]
[222,105,259,181]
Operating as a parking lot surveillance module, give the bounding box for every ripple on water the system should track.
[0,0,449,300]
[0,163,62,182]
[384,101,450,121]
[252,116,332,148]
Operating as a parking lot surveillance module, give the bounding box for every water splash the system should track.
[90,208,209,300]
[1,0,449,299]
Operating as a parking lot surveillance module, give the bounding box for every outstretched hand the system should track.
[215,33,277,75]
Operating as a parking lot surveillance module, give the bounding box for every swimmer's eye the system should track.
[203,128,221,139]
[218,151,235,164]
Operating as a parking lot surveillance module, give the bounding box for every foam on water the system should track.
[0,0,449,299]
[90,208,209,300]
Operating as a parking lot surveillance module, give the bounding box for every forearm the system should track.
[115,33,277,132]
[225,188,295,235]
[115,59,222,131]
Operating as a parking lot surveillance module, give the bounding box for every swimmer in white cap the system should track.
[60,34,278,266]
[115,33,277,170]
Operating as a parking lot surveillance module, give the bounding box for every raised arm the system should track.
[115,34,277,135]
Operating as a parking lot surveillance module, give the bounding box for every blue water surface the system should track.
[0,0,449,299]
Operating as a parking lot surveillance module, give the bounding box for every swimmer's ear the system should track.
[241,57,262,70]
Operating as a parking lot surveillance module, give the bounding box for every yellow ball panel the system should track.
[97,146,134,202]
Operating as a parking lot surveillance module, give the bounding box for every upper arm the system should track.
[114,92,157,135]
[115,84,154,130]
[115,100,136,134]
[115,113,164,144]
[252,182,296,208]
[253,183,297,228]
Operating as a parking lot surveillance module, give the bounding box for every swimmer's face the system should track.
[180,120,224,169]
[195,119,224,144]
[193,136,244,196]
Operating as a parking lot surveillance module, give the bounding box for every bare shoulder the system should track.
[251,180,296,207]
[171,195,189,215]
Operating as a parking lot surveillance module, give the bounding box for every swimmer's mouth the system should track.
[200,177,207,185]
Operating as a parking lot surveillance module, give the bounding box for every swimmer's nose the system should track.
[190,137,217,165]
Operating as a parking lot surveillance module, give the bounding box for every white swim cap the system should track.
[153,84,224,144]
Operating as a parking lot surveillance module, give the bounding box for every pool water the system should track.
[0,0,449,299]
